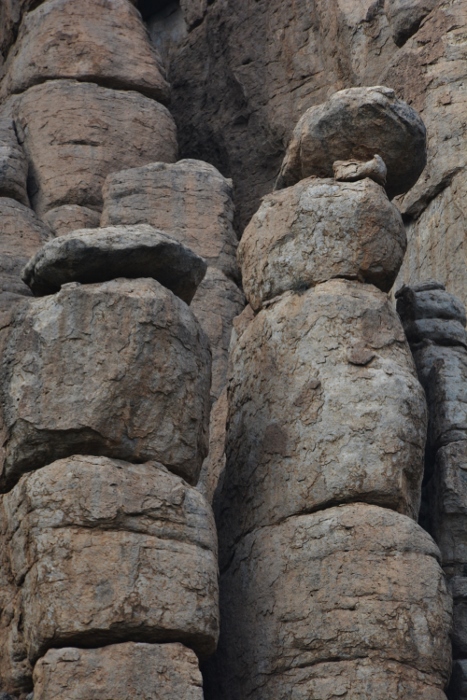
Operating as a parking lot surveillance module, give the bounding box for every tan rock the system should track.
[211,504,451,699]
[0,119,28,205]
[101,159,238,280]
[333,154,387,187]
[276,86,426,199]
[0,197,52,296]
[1,80,177,216]
[43,205,100,237]
[191,266,245,399]
[197,389,228,504]
[239,177,406,310]
[2,456,219,661]
[0,278,211,490]
[219,280,426,557]
[22,225,207,304]
[33,643,204,700]
[1,0,170,103]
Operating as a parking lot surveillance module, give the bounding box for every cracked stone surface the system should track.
[218,279,427,563]
[0,456,219,665]
[0,278,211,490]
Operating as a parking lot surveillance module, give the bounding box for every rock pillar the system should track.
[206,86,453,700]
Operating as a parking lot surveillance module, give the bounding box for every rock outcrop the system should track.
[206,88,452,700]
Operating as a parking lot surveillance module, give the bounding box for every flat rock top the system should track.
[277,85,427,199]
[22,225,207,304]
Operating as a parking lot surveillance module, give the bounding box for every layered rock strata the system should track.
[207,89,452,699]
[397,281,467,698]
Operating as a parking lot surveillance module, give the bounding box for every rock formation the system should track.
[397,282,467,699]
[206,88,452,700]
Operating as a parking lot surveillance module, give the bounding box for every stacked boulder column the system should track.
[396,282,467,699]
[0,229,219,698]
[0,2,227,698]
[206,87,453,699]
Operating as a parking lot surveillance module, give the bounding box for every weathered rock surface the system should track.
[0,197,52,296]
[42,205,100,237]
[101,159,238,280]
[424,347,467,452]
[397,282,467,325]
[1,456,218,662]
[22,225,207,304]
[276,86,426,198]
[431,441,467,576]
[0,278,211,490]
[239,177,406,310]
[385,0,439,46]
[1,0,170,103]
[209,504,451,699]
[404,319,467,347]
[0,119,28,205]
[1,80,177,216]
[333,153,387,186]
[219,280,426,558]
[450,577,467,657]
[33,643,204,700]
[191,266,245,399]
[197,389,228,504]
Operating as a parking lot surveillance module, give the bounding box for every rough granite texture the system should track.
[0,118,28,205]
[218,280,427,561]
[33,643,204,700]
[239,176,406,310]
[0,278,211,490]
[0,456,219,664]
[42,205,101,237]
[0,197,52,296]
[0,80,178,216]
[101,159,239,281]
[207,504,452,700]
[0,0,170,103]
[22,224,207,304]
[276,86,427,198]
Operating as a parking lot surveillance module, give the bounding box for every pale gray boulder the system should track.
[22,225,207,304]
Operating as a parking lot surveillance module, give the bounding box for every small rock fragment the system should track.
[333,153,387,186]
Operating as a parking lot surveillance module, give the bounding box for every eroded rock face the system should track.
[1,80,178,216]
[0,197,52,296]
[209,504,451,700]
[43,205,101,237]
[219,280,426,560]
[191,266,245,399]
[0,119,28,206]
[385,0,439,46]
[239,177,406,310]
[22,225,207,304]
[0,278,211,489]
[0,0,170,103]
[33,643,204,700]
[101,159,238,280]
[276,86,426,198]
[1,456,219,662]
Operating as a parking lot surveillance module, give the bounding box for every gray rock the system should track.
[385,0,438,46]
[396,284,466,325]
[219,280,426,561]
[239,177,406,310]
[404,319,467,347]
[450,577,467,657]
[425,348,467,451]
[448,659,467,699]
[276,86,427,199]
[22,225,207,304]
[333,154,387,186]
[0,119,28,206]
[0,278,211,490]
